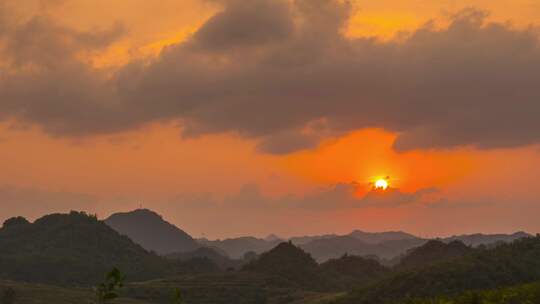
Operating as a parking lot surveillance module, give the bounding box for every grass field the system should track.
[0,280,144,304]
[122,272,336,304]
[1,275,343,304]
[291,292,346,304]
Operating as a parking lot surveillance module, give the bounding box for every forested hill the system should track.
[335,235,540,304]
[396,239,473,270]
[244,242,389,292]
[0,212,171,286]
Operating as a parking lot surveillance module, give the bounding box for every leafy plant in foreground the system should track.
[172,288,185,304]
[1,288,15,304]
[95,267,125,304]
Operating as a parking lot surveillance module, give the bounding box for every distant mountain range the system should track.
[198,232,424,260]
[103,208,532,263]
[349,230,418,243]
[299,235,423,262]
[297,231,531,262]
[198,236,282,259]
[443,231,531,247]
[200,229,532,262]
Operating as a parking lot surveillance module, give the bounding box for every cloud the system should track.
[191,0,293,51]
[2,1,540,153]
[171,182,437,211]
[0,10,128,136]
[1,15,124,68]
[255,122,329,154]
[299,183,360,209]
[358,187,439,208]
[423,197,492,209]
[299,183,439,209]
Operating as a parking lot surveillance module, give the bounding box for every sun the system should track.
[375,178,389,190]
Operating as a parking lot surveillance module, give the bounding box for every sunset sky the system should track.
[1,0,540,239]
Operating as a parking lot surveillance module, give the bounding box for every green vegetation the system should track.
[399,280,540,304]
[243,241,330,291]
[335,236,540,303]
[122,272,288,304]
[396,240,473,271]
[243,242,391,292]
[0,212,222,287]
[96,268,125,304]
[172,288,185,304]
[0,280,144,304]
[1,288,15,304]
[321,254,390,290]
[0,212,171,285]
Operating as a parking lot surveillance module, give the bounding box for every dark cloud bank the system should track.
[1,0,540,153]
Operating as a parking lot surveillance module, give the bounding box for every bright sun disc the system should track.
[375,179,389,190]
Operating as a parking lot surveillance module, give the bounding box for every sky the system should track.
[1,0,540,239]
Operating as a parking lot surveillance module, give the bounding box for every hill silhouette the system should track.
[321,254,390,290]
[105,209,199,255]
[243,241,333,291]
[0,211,171,286]
[244,242,392,292]
[396,239,473,270]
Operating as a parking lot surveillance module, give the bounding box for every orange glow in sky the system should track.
[375,179,389,190]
